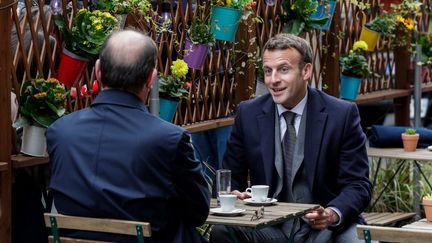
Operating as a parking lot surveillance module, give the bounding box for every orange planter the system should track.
[423,198,432,222]
[401,133,419,152]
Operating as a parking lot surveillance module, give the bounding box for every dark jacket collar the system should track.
[91,89,148,112]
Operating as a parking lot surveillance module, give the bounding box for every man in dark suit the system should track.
[210,33,372,242]
[47,30,210,243]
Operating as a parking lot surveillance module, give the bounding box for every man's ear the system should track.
[145,68,157,88]
[95,59,102,82]
[302,63,312,81]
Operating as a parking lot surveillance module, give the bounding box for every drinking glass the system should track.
[216,169,231,204]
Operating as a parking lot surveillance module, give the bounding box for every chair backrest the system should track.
[357,224,432,243]
[44,213,151,243]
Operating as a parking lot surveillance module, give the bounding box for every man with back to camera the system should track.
[47,30,210,243]
[210,33,372,242]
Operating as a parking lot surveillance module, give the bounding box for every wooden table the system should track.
[367,147,432,215]
[403,218,432,230]
[206,199,319,230]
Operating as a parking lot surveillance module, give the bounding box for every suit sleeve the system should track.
[327,103,372,230]
[222,104,249,192]
[173,132,211,226]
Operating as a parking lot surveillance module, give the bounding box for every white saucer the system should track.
[209,208,246,216]
[243,198,278,206]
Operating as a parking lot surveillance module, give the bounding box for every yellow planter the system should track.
[359,26,380,52]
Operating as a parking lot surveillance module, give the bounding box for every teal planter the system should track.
[311,0,336,30]
[340,74,361,101]
[160,98,179,122]
[210,6,242,42]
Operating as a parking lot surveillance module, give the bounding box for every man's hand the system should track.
[231,190,251,200]
[304,207,340,230]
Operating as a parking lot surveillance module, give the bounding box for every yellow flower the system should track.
[171,59,189,80]
[396,15,405,24]
[404,18,414,30]
[353,41,368,52]
[226,0,232,6]
[34,92,47,99]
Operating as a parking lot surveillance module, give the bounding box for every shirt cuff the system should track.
[328,207,342,226]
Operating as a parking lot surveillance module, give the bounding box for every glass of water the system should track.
[216,169,231,204]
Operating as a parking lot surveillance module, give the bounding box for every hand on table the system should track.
[231,190,251,200]
[304,207,340,230]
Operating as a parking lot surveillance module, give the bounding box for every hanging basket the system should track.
[184,38,209,70]
[57,48,89,88]
[340,74,361,100]
[359,26,380,52]
[21,125,47,157]
[310,0,337,30]
[210,6,242,42]
[159,97,179,122]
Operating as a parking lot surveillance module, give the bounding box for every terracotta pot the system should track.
[401,133,419,152]
[423,198,432,222]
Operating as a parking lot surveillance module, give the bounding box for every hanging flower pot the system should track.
[21,125,48,157]
[184,38,209,70]
[310,0,337,31]
[340,74,361,100]
[359,26,380,52]
[57,48,89,88]
[159,97,179,122]
[210,6,242,42]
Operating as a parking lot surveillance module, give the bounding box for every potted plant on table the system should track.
[401,128,419,152]
[54,9,118,87]
[14,78,67,157]
[158,59,190,122]
[423,193,432,221]
[339,40,371,100]
[184,16,215,70]
[210,0,256,42]
[280,0,329,36]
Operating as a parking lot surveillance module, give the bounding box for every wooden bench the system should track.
[362,212,416,226]
[357,224,432,243]
[44,213,151,243]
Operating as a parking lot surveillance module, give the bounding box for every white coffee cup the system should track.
[219,194,237,212]
[246,185,269,202]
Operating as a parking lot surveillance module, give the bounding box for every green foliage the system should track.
[54,9,118,59]
[340,41,371,78]
[405,128,417,135]
[189,18,215,46]
[280,0,329,35]
[14,78,67,128]
[366,12,396,36]
[158,76,189,99]
[417,33,432,65]
[97,0,151,15]
[212,0,256,10]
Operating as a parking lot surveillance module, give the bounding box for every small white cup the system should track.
[246,185,269,202]
[219,194,237,212]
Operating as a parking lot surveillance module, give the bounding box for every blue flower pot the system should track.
[210,6,242,42]
[340,74,361,101]
[311,0,337,30]
[160,98,179,122]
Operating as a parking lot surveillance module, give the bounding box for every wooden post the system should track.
[322,1,340,97]
[0,0,13,242]
[394,47,411,126]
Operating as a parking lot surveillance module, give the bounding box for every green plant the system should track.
[14,78,67,128]
[212,0,256,11]
[54,9,118,59]
[365,12,397,36]
[188,18,215,46]
[340,41,371,78]
[159,59,190,99]
[416,33,432,65]
[405,128,417,135]
[97,0,151,15]
[280,0,329,35]
[424,193,432,200]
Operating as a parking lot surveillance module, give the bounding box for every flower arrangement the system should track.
[280,0,329,35]
[188,18,215,46]
[96,0,151,15]
[54,9,118,59]
[388,0,421,48]
[14,78,67,128]
[340,41,371,79]
[159,59,191,99]
[212,0,256,11]
[365,12,397,37]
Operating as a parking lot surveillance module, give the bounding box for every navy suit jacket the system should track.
[223,87,372,230]
[47,90,210,243]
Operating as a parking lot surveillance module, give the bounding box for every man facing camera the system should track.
[211,33,372,243]
[47,30,210,243]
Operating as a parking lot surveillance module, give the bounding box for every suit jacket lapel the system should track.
[304,88,327,189]
[257,96,276,186]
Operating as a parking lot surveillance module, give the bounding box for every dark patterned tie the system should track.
[281,111,296,201]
